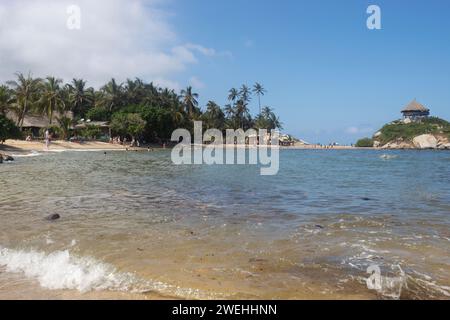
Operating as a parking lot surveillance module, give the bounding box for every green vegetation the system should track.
[376,117,450,145]
[85,107,111,122]
[110,113,146,141]
[355,137,374,147]
[57,116,74,140]
[0,73,282,142]
[80,125,103,140]
[0,114,22,141]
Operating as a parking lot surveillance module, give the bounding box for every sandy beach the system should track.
[0,139,130,154]
[0,140,367,157]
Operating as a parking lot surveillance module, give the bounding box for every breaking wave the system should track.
[0,247,135,293]
[0,246,225,299]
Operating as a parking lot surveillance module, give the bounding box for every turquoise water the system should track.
[0,149,449,299]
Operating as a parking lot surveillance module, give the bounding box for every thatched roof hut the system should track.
[401,99,430,120]
[6,111,73,127]
[6,111,74,135]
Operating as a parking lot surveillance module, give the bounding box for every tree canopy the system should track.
[0,73,283,142]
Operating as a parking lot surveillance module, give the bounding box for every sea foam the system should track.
[0,246,221,299]
[11,151,42,158]
[0,247,133,293]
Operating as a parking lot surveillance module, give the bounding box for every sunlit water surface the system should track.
[0,149,449,299]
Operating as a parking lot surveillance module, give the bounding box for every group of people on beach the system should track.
[110,136,142,147]
[110,136,124,145]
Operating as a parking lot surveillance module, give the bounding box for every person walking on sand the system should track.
[44,129,50,150]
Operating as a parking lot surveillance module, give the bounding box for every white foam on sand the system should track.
[11,151,42,158]
[0,246,224,299]
[0,247,134,293]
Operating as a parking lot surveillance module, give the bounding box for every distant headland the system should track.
[356,100,450,150]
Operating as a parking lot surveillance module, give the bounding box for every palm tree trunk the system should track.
[258,95,261,114]
[19,101,28,129]
[49,101,53,125]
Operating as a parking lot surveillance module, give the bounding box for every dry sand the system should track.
[1,139,131,154]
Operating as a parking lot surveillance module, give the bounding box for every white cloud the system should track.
[188,76,205,89]
[244,39,254,48]
[0,0,220,89]
[184,43,216,57]
[346,126,373,135]
[185,43,232,58]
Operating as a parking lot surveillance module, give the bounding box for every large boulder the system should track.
[413,134,438,149]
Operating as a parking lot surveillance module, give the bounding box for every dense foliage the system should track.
[0,114,22,141]
[1,73,282,142]
[355,137,374,147]
[376,117,450,145]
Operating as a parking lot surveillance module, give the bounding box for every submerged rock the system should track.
[0,153,14,163]
[45,214,61,221]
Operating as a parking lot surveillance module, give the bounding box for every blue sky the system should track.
[169,0,450,144]
[1,0,449,144]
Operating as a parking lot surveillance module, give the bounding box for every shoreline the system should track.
[3,139,449,156]
[1,139,365,155]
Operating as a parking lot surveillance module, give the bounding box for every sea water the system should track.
[0,149,449,299]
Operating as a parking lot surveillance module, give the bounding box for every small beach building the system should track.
[401,99,430,121]
[75,120,110,138]
[5,111,74,137]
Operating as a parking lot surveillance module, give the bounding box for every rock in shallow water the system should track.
[0,154,14,162]
[45,214,61,221]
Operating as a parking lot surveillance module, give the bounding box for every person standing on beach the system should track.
[44,129,50,150]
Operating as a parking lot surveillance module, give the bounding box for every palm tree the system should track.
[57,116,74,140]
[228,88,239,103]
[125,78,145,105]
[258,106,283,130]
[66,79,91,117]
[7,73,42,129]
[239,85,252,104]
[40,77,65,124]
[0,85,14,116]
[180,86,199,118]
[203,101,225,129]
[253,82,266,114]
[235,99,251,129]
[101,78,123,112]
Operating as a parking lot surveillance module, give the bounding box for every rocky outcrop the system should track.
[378,134,449,150]
[437,142,450,150]
[381,139,414,149]
[413,134,438,149]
